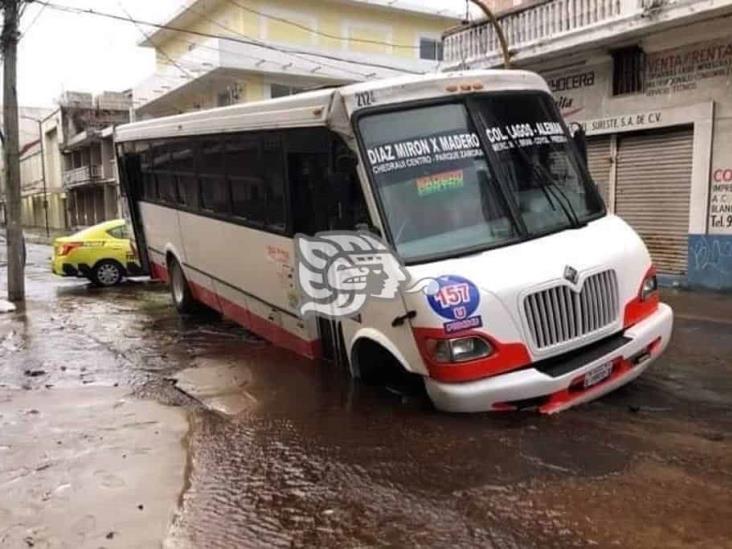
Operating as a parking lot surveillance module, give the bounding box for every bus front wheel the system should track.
[352,339,423,396]
[168,257,197,314]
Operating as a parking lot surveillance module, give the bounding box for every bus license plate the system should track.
[584,362,613,389]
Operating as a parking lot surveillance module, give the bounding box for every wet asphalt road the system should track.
[2,239,732,548]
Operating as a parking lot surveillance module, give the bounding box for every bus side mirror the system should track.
[571,123,588,167]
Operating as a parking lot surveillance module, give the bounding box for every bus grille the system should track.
[523,270,619,349]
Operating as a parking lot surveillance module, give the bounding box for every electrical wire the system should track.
[115,0,194,80]
[20,1,49,40]
[35,1,423,75]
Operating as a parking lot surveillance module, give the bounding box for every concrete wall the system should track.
[20,192,67,231]
[524,18,732,290]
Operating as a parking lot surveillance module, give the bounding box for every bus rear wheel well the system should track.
[351,338,420,389]
[165,252,177,270]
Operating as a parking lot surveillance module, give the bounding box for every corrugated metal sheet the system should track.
[615,127,693,275]
[586,136,613,207]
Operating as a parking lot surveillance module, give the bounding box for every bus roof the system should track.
[115,70,549,143]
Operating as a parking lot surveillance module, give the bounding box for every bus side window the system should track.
[227,133,287,233]
[227,135,263,225]
[333,149,370,231]
[261,136,287,233]
[289,151,329,235]
[170,140,200,209]
[152,143,179,204]
[137,143,157,201]
[199,140,231,215]
[287,128,330,236]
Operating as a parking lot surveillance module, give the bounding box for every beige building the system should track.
[0,106,57,230]
[443,0,732,291]
[133,0,460,117]
[36,91,132,231]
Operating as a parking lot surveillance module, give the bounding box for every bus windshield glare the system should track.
[358,92,605,263]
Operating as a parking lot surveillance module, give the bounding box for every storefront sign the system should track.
[542,67,601,119]
[710,168,732,234]
[646,39,732,97]
[581,111,663,135]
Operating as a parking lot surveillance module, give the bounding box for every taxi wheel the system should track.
[91,260,123,287]
[169,258,197,314]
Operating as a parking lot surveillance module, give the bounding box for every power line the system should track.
[20,1,49,40]
[115,0,194,81]
[35,1,422,75]
[219,0,419,50]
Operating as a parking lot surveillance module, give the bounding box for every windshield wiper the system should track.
[477,110,584,229]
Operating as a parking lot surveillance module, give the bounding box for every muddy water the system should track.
[5,242,732,548]
[163,294,732,548]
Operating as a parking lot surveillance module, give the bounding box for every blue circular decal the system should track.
[427,275,480,321]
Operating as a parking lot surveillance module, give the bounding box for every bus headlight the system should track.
[427,336,493,363]
[640,270,658,301]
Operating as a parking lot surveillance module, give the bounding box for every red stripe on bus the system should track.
[151,261,320,360]
[150,261,169,283]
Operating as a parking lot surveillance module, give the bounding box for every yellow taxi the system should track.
[52,219,142,286]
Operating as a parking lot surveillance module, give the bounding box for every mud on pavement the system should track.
[2,241,732,548]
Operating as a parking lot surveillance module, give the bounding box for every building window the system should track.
[270,84,306,99]
[217,91,232,108]
[216,84,244,107]
[612,46,645,95]
[420,38,443,61]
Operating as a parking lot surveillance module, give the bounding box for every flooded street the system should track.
[2,240,732,548]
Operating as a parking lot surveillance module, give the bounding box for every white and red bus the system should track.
[116,70,673,413]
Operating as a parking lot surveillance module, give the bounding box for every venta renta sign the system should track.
[365,123,567,175]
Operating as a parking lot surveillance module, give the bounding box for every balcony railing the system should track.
[442,0,728,68]
[63,165,102,189]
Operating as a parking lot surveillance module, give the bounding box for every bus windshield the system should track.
[357,92,604,263]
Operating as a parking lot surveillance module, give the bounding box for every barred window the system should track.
[612,46,645,96]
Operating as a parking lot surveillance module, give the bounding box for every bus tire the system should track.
[168,257,197,314]
[352,338,422,395]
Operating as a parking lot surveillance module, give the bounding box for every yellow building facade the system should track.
[134,0,459,117]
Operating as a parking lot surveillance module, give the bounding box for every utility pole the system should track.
[2,0,24,301]
[20,115,48,237]
[468,0,511,69]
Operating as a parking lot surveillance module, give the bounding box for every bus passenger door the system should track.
[289,141,416,375]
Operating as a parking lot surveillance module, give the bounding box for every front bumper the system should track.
[425,303,673,413]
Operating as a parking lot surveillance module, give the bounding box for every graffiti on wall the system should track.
[646,39,732,97]
[689,235,732,290]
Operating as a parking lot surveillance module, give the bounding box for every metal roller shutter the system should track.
[586,136,613,207]
[615,127,693,275]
